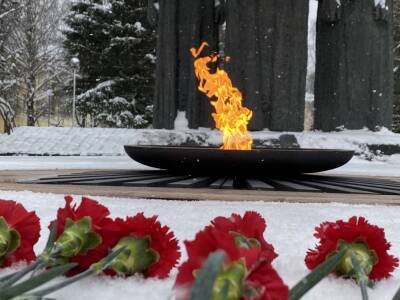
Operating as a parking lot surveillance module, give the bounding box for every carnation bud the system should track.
[0,217,20,264]
[54,217,102,260]
[336,241,377,282]
[110,235,159,276]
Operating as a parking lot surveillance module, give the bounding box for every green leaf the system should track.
[190,251,226,300]
[289,245,348,300]
[44,222,58,252]
[0,263,76,299]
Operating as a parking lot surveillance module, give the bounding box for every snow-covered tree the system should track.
[63,0,155,128]
[63,0,114,126]
[5,0,66,126]
[0,0,19,133]
[105,0,155,128]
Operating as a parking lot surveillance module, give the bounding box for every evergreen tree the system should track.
[63,0,155,128]
[106,0,156,128]
[63,0,113,126]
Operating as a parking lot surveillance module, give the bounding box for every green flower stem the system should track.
[0,263,76,300]
[289,245,349,300]
[29,247,126,298]
[351,254,369,300]
[10,295,54,300]
[0,259,46,289]
[0,221,59,287]
[190,251,226,300]
[44,222,58,253]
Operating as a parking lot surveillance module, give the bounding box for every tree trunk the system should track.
[225,0,308,131]
[314,0,394,131]
[26,97,35,126]
[153,0,218,129]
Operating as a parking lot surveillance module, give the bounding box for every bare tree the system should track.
[5,0,65,126]
[0,0,20,133]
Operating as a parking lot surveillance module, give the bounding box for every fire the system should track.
[190,42,253,151]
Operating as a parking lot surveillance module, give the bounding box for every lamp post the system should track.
[47,88,54,127]
[70,57,80,127]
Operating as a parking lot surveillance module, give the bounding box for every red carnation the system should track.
[175,226,288,300]
[305,216,399,281]
[106,213,180,279]
[0,199,40,267]
[246,259,290,300]
[211,211,277,258]
[51,195,121,275]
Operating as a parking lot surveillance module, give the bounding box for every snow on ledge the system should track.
[0,126,399,156]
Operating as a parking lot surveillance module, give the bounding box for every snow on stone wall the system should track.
[1,126,400,156]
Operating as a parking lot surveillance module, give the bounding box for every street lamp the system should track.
[47,88,54,126]
[70,57,80,128]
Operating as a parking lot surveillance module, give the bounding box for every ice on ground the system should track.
[0,190,399,300]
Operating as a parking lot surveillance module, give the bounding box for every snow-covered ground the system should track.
[1,126,400,156]
[0,191,399,300]
[0,155,152,171]
[0,155,399,177]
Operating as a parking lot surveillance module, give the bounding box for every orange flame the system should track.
[191,42,253,150]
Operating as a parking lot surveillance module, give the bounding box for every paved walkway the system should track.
[1,170,400,205]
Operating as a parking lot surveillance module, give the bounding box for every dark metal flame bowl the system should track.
[124,145,354,175]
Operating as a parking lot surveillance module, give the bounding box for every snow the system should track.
[174,111,189,130]
[1,126,400,157]
[0,190,400,299]
[324,155,400,177]
[307,0,317,80]
[77,80,115,101]
[305,93,314,103]
[0,156,151,171]
[133,22,145,33]
[375,0,387,8]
